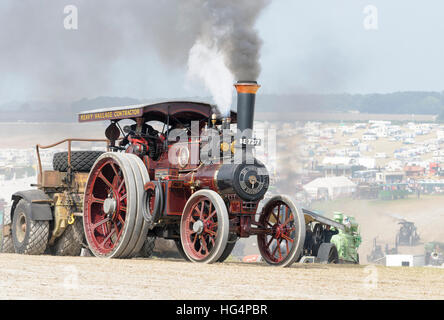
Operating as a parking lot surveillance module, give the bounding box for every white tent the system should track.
[303,176,356,200]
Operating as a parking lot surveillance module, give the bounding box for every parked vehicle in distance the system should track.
[396,220,420,247]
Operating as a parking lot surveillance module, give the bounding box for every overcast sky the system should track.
[1,0,444,105]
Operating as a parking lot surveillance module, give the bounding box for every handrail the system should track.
[36,138,109,184]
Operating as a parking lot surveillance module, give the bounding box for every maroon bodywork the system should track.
[80,88,302,265]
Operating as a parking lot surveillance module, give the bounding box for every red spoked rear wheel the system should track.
[257,195,306,267]
[83,153,138,258]
[180,190,229,263]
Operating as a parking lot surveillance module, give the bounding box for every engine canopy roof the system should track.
[78,100,237,126]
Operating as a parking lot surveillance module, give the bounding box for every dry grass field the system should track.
[0,253,443,300]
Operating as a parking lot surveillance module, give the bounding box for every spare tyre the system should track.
[53,151,104,172]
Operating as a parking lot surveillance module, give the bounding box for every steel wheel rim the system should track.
[258,200,297,264]
[119,153,149,258]
[181,196,219,261]
[15,212,26,243]
[84,158,128,255]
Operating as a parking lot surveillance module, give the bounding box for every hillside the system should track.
[1,91,444,122]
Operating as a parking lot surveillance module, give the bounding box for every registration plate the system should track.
[239,138,261,146]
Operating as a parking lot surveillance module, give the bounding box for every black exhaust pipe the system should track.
[234,81,260,133]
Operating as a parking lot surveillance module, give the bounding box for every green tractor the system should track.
[329,212,361,264]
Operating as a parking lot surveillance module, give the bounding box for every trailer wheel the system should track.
[11,200,49,255]
[53,151,104,172]
[83,153,141,258]
[1,207,14,253]
[180,190,229,264]
[1,233,14,253]
[52,218,84,256]
[257,195,306,267]
[317,243,339,264]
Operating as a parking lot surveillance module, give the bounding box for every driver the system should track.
[133,117,159,137]
[120,117,159,147]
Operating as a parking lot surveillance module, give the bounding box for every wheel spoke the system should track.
[266,236,274,248]
[209,222,218,230]
[201,236,209,253]
[117,213,125,225]
[117,179,125,193]
[271,240,279,257]
[110,163,121,180]
[98,172,114,190]
[207,202,212,219]
[206,229,216,237]
[282,215,294,227]
[91,196,105,205]
[101,228,116,246]
[281,234,294,243]
[100,222,108,237]
[192,234,198,246]
[93,217,110,230]
[199,201,204,219]
[206,210,216,222]
[197,236,204,254]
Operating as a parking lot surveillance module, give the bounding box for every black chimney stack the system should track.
[234,81,260,133]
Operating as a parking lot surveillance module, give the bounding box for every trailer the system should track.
[1,140,107,255]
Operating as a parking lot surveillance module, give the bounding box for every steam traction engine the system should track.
[77,82,302,266]
[73,81,352,267]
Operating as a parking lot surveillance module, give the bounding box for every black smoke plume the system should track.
[0,0,270,102]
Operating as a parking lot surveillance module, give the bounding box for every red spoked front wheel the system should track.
[83,153,142,258]
[257,195,306,267]
[180,190,229,263]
